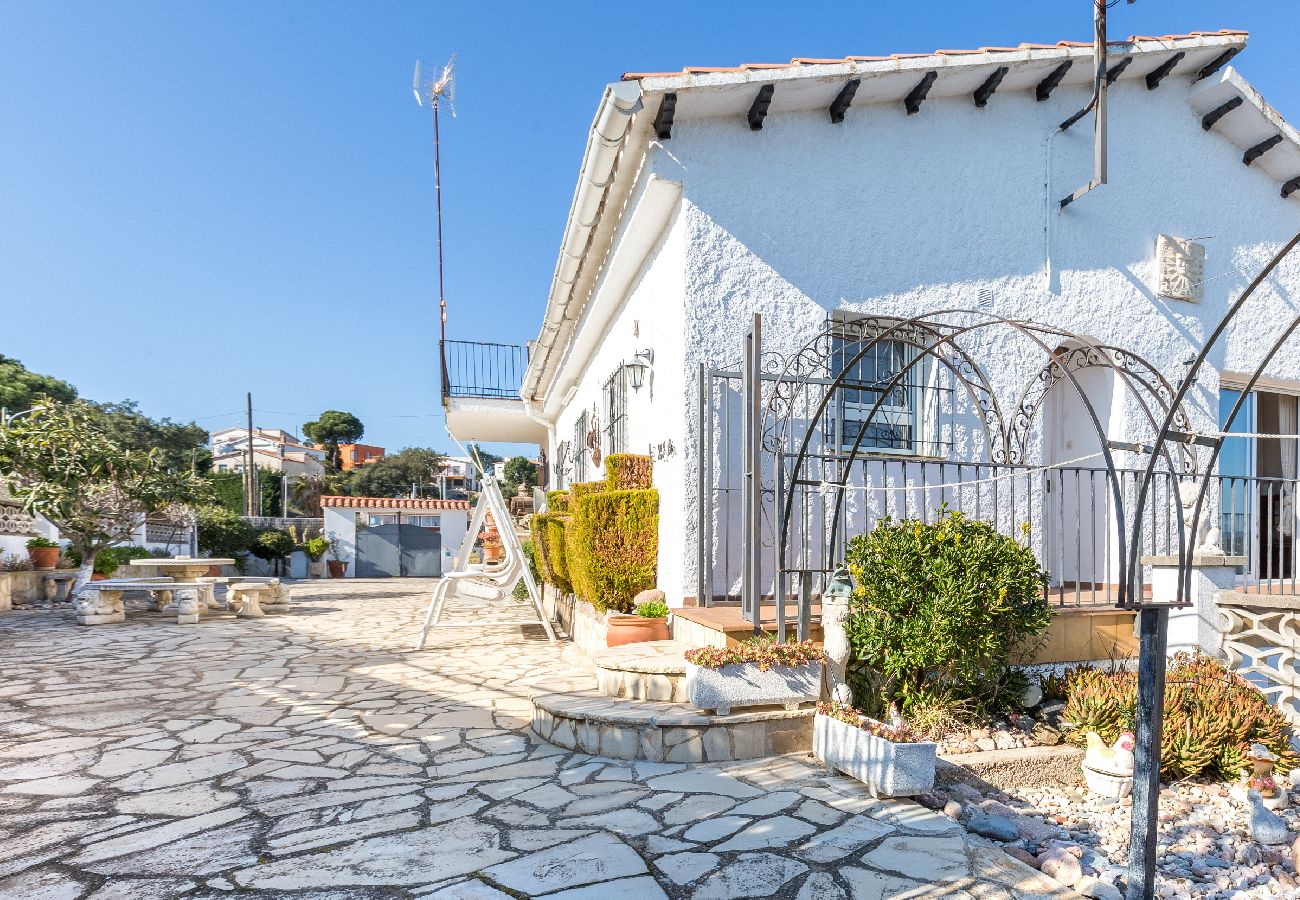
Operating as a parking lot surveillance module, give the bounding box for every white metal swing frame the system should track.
[415,446,556,648]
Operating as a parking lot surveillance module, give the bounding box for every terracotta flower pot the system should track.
[206,565,223,577]
[327,560,348,578]
[606,614,670,647]
[28,547,59,570]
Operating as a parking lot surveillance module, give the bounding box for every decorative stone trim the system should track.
[0,501,36,536]
[531,689,813,762]
[592,640,687,702]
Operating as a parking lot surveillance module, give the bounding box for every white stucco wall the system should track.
[547,182,690,603]
[542,70,1300,604]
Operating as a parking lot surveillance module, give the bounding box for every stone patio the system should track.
[0,579,1073,898]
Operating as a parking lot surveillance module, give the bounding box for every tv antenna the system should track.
[413,55,457,349]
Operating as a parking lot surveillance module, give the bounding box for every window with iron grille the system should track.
[603,365,629,458]
[572,411,589,483]
[830,328,936,456]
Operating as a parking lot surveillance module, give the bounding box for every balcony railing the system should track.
[441,340,528,400]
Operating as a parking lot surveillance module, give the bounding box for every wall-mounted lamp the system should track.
[627,349,654,391]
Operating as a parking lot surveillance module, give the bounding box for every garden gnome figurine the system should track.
[821,567,854,705]
[1247,743,1287,810]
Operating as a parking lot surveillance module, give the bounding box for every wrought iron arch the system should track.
[761,313,1009,465]
[1130,231,1300,610]
[1008,342,1198,473]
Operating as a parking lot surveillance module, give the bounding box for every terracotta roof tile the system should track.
[622,30,1248,80]
[319,496,472,511]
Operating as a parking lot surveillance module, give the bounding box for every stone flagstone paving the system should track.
[0,579,1073,898]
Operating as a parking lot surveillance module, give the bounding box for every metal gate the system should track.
[355,524,442,578]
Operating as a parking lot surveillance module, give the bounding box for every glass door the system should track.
[1218,388,1256,561]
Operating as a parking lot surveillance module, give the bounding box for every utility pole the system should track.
[245,392,255,517]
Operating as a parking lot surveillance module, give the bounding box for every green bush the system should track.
[843,508,1051,718]
[26,536,58,549]
[605,454,653,490]
[197,505,256,558]
[546,490,571,514]
[635,599,669,618]
[250,529,294,562]
[300,536,331,561]
[1063,653,1298,779]
[97,546,151,576]
[547,515,574,595]
[568,487,658,614]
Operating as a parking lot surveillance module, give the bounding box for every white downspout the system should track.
[522,79,643,407]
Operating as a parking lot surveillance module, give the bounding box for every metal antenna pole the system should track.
[433,95,447,348]
[245,392,255,517]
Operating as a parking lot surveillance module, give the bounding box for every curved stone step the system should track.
[530,688,814,763]
[590,639,690,702]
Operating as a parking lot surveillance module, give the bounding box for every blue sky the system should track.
[2,1,1297,454]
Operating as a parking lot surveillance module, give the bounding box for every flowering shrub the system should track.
[844,509,1051,717]
[684,639,824,671]
[1062,653,1297,779]
[817,701,923,744]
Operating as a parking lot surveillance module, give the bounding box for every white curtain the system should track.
[1281,395,1297,536]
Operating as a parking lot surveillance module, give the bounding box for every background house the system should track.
[321,496,470,578]
[210,426,326,477]
[338,443,385,471]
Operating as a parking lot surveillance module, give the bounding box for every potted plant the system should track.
[301,536,330,578]
[326,533,348,578]
[25,537,60,571]
[814,701,937,798]
[482,513,504,564]
[684,639,824,716]
[607,597,670,646]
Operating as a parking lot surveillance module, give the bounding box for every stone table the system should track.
[129,556,234,609]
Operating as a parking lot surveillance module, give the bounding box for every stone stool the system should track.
[42,572,77,609]
[262,580,290,614]
[227,583,271,619]
[73,588,125,625]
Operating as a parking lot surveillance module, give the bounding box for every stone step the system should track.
[530,688,814,763]
[590,639,690,703]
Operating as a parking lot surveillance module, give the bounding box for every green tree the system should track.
[0,354,77,412]
[346,447,447,498]
[502,455,537,495]
[0,400,211,591]
[302,411,364,469]
[197,505,256,558]
[89,400,211,473]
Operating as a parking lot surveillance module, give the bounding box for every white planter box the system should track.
[813,712,937,798]
[684,661,821,716]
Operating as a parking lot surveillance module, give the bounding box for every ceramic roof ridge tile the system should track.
[621,29,1248,81]
[319,495,472,510]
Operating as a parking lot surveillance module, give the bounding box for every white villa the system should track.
[444,29,1300,652]
[210,426,326,478]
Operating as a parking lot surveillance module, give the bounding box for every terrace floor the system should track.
[0,579,1069,899]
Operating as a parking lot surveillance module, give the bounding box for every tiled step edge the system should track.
[530,689,814,763]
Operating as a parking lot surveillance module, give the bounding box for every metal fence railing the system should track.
[442,340,528,400]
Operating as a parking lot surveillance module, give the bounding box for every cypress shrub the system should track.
[568,487,658,614]
[547,490,571,514]
[530,513,558,587]
[545,515,573,595]
[605,454,653,490]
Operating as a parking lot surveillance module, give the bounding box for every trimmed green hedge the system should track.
[605,454,653,490]
[569,487,658,614]
[533,464,659,614]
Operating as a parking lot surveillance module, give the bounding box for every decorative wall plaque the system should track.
[1157,234,1205,303]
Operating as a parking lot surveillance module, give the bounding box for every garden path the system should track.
[0,579,1071,899]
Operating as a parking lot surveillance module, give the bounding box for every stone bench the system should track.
[75,580,207,625]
